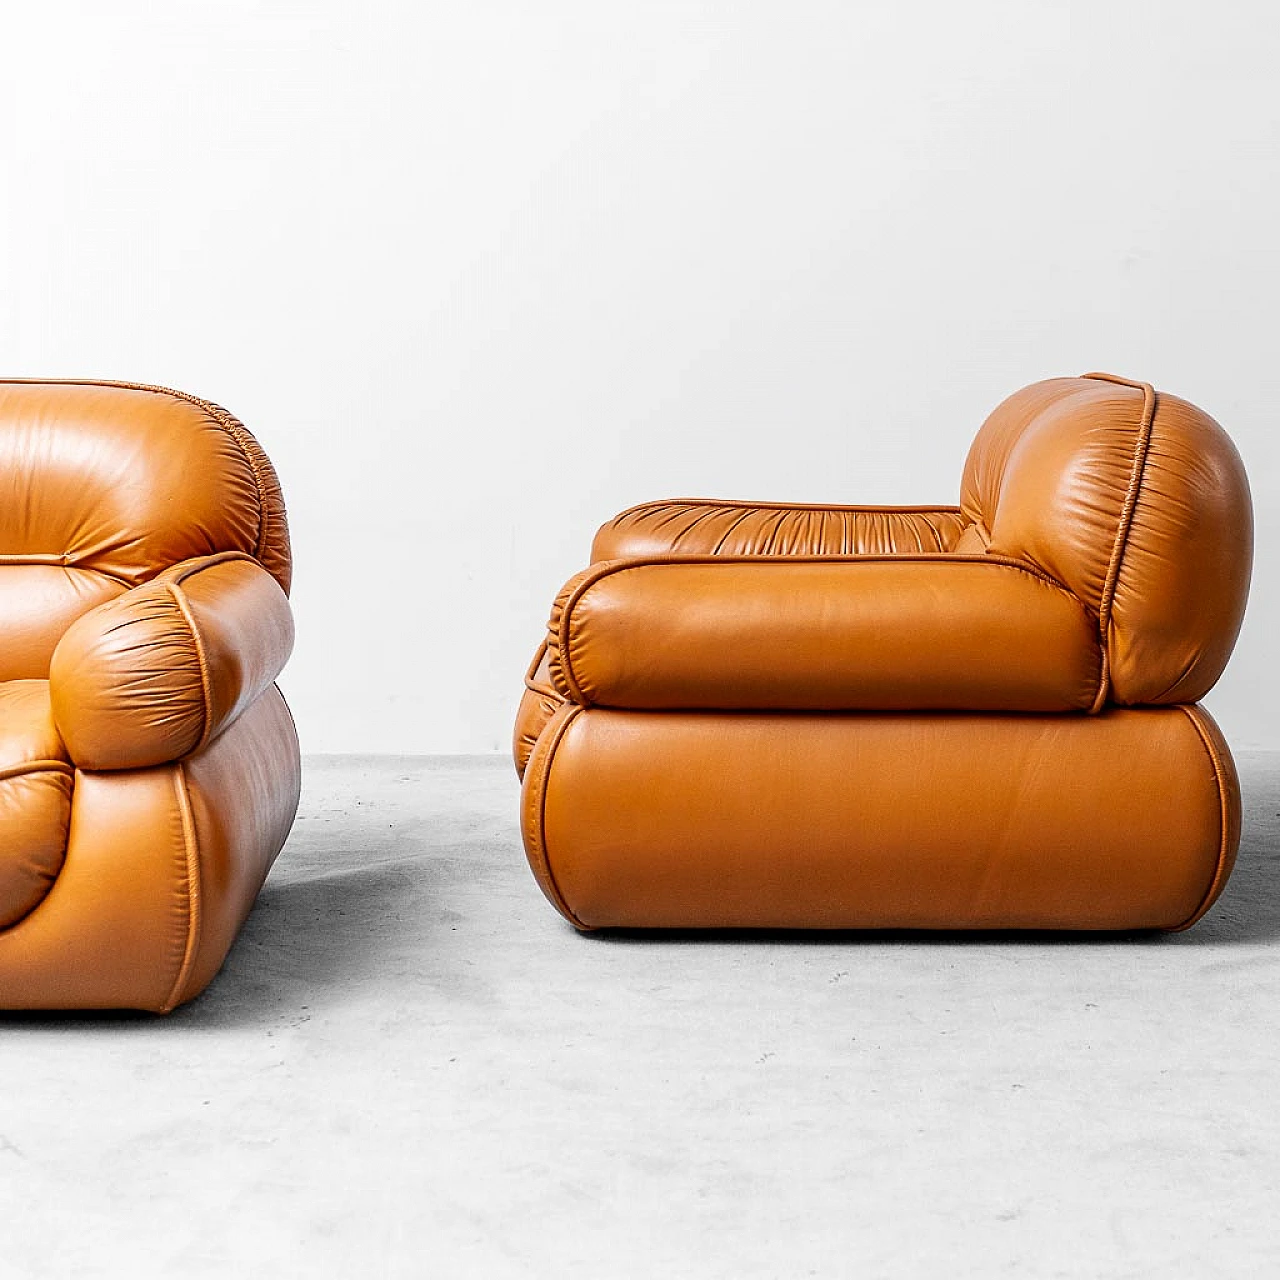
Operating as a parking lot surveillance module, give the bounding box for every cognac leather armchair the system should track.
[0,380,299,1011]
[515,373,1252,932]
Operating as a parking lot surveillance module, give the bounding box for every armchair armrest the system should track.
[548,555,1101,712]
[593,499,969,560]
[50,552,294,770]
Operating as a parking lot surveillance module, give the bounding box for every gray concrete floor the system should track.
[1,754,1277,1279]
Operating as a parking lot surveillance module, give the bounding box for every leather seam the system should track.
[523,641,561,699]
[161,762,203,1013]
[0,759,72,783]
[527,706,589,929]
[166,582,215,754]
[1081,372,1158,712]
[163,549,256,586]
[1169,705,1232,932]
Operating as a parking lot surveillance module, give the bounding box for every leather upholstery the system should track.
[594,501,968,559]
[547,555,1101,711]
[516,373,1253,932]
[51,553,294,771]
[0,380,299,1011]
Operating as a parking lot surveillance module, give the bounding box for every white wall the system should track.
[1,1,1275,752]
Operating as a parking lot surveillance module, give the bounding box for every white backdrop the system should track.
[0,1,1274,752]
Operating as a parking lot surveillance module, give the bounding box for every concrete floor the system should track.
[1,755,1277,1279]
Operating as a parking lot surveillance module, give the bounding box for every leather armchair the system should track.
[515,372,1252,932]
[0,380,299,1011]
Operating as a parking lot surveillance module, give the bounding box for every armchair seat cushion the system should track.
[0,680,72,929]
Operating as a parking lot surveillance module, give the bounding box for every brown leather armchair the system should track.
[515,373,1252,932]
[0,380,299,1011]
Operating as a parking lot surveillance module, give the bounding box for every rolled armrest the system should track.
[548,555,1102,712]
[592,499,969,560]
[50,553,294,770]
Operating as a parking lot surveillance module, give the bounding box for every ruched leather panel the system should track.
[524,704,1237,931]
[0,681,72,929]
[549,555,1101,712]
[0,381,291,593]
[50,553,294,771]
[593,500,968,560]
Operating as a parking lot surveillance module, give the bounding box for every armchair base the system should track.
[521,704,1238,933]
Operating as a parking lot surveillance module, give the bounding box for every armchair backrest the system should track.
[960,372,1251,707]
[0,379,290,680]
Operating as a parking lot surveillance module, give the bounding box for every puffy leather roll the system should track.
[548,555,1101,712]
[522,703,1238,932]
[593,500,968,560]
[49,553,294,771]
[0,686,299,1012]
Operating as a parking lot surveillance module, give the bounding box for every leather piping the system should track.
[1170,705,1234,932]
[161,763,203,1013]
[523,704,591,930]
[555,553,1098,710]
[166,583,215,755]
[522,640,559,699]
[0,759,72,784]
[0,378,273,567]
[1081,372,1158,712]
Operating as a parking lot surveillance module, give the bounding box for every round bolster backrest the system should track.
[0,381,291,679]
[959,374,1252,706]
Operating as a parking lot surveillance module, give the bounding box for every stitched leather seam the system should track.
[161,763,203,1013]
[164,550,256,586]
[557,553,1100,708]
[166,583,215,754]
[523,640,549,686]
[0,379,273,567]
[526,705,589,929]
[523,641,561,698]
[1081,372,1158,712]
[0,759,73,783]
[1170,705,1233,931]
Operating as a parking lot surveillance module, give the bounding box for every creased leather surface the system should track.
[50,554,294,771]
[0,380,291,593]
[552,555,1100,712]
[526,706,1235,931]
[594,500,968,560]
[962,375,1251,705]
